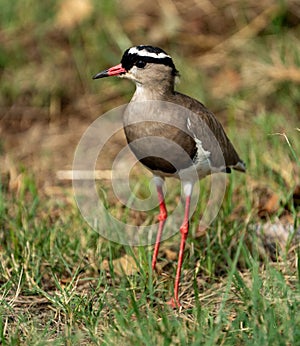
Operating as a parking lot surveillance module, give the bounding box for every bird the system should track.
[93,45,245,308]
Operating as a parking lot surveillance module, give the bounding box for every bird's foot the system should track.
[167,297,181,309]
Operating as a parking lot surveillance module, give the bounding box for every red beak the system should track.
[93,63,126,79]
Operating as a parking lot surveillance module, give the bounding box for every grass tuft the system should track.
[0,0,300,344]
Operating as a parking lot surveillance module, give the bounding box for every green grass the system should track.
[1,0,300,344]
[0,188,299,346]
[0,127,299,344]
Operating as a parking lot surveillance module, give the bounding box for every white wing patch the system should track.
[186,117,245,174]
[193,137,211,165]
[183,117,211,179]
[186,117,211,164]
[128,47,171,59]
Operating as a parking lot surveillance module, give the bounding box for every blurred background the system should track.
[0,0,299,205]
[0,1,300,341]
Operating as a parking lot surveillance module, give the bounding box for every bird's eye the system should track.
[135,60,147,68]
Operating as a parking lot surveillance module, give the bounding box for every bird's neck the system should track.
[132,80,175,102]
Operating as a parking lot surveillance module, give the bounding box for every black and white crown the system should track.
[120,45,179,76]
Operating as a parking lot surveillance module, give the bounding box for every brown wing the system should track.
[173,92,246,172]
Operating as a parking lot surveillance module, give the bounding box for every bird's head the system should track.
[93,45,179,87]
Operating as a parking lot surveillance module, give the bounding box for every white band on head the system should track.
[128,47,171,59]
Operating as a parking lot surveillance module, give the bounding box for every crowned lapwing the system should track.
[93,45,245,307]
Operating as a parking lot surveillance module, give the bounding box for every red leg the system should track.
[168,184,192,308]
[152,180,167,270]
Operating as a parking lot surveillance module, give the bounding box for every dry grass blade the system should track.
[0,0,300,344]
[197,4,282,67]
[267,64,300,83]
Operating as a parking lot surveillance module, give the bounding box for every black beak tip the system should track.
[92,70,108,80]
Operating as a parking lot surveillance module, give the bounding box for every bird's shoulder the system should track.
[173,91,211,116]
[172,91,224,134]
[172,91,246,172]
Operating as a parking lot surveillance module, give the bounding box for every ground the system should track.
[0,0,299,344]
